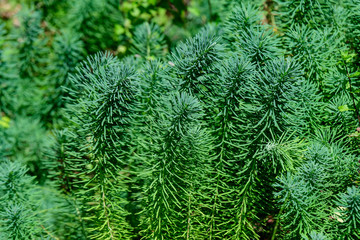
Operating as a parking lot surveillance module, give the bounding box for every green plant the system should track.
[138,92,213,239]
[0,160,44,239]
[333,186,360,239]
[62,52,137,239]
[130,22,167,60]
[1,1,360,239]
[275,0,335,28]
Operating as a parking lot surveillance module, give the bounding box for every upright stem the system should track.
[209,134,226,240]
[209,176,219,240]
[186,194,192,240]
[235,161,257,239]
[73,198,88,239]
[271,201,286,240]
[101,184,115,240]
[41,225,60,240]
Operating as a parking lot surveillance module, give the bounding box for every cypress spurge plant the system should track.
[45,30,84,124]
[2,1,360,239]
[234,26,281,65]
[333,186,360,239]
[275,0,335,28]
[130,22,167,60]
[67,0,122,53]
[225,58,310,239]
[127,60,170,234]
[6,7,54,119]
[284,25,342,85]
[273,172,328,239]
[0,23,17,115]
[224,3,261,46]
[62,52,137,239]
[46,128,91,239]
[183,10,324,238]
[169,27,222,100]
[207,55,257,239]
[0,160,46,239]
[138,92,213,239]
[12,8,48,81]
[273,129,359,239]
[134,60,170,120]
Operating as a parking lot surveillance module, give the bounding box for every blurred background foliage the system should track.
[0,0,266,55]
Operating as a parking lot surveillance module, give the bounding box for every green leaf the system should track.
[341,51,357,62]
[349,71,360,78]
[0,116,10,128]
[338,105,351,112]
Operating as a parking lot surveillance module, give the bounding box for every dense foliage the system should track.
[1,0,360,239]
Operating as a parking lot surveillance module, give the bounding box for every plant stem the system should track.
[186,194,191,240]
[101,184,115,240]
[271,202,286,240]
[209,177,218,240]
[73,198,88,239]
[41,225,60,240]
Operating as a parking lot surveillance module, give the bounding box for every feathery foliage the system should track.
[1,1,360,239]
[130,22,167,60]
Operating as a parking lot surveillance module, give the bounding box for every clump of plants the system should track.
[1,0,360,239]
